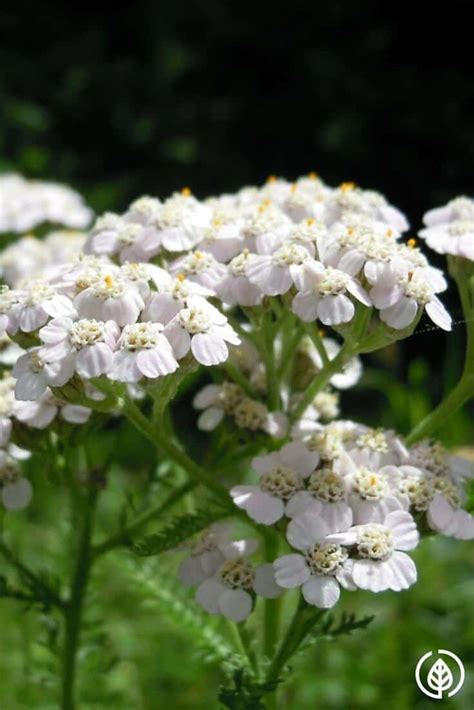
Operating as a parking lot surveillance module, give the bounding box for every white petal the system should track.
[75,343,113,378]
[61,405,91,424]
[292,292,320,322]
[191,332,228,366]
[164,323,191,359]
[302,575,340,608]
[218,588,252,622]
[318,294,354,325]
[15,371,47,401]
[43,295,77,318]
[195,578,226,614]
[39,317,73,344]
[280,441,319,477]
[386,551,417,591]
[178,556,207,587]
[273,554,310,588]
[346,279,371,306]
[193,384,221,409]
[286,512,330,551]
[321,502,353,532]
[220,539,259,560]
[110,350,142,383]
[197,407,224,431]
[252,452,281,474]
[352,559,393,592]
[425,297,452,331]
[380,297,417,330]
[136,343,178,378]
[2,478,33,510]
[336,559,357,591]
[253,564,282,598]
[384,510,419,550]
[285,491,322,518]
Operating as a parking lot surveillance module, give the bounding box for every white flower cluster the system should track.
[0,174,92,233]
[80,178,452,331]
[419,196,474,260]
[218,425,473,614]
[179,525,281,622]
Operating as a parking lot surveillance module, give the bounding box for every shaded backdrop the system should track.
[1,0,473,218]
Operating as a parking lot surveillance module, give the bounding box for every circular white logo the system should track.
[415,649,465,700]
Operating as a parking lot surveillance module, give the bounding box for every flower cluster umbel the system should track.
[0,173,472,622]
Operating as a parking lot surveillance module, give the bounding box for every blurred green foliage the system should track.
[0,361,472,708]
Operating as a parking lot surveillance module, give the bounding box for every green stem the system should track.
[262,312,280,411]
[406,372,474,445]
[232,623,258,673]
[121,396,230,504]
[303,323,329,366]
[61,487,98,710]
[223,361,256,398]
[278,323,303,381]
[290,344,353,421]
[406,258,474,445]
[265,599,326,688]
[92,480,196,558]
[263,535,280,661]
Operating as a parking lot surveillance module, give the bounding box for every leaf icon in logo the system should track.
[426,658,454,698]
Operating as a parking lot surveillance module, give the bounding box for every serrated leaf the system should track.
[299,611,375,654]
[132,508,228,556]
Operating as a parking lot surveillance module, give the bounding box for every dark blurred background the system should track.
[1,0,473,217]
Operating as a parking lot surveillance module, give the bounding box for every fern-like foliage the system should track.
[132,508,228,556]
[125,559,239,668]
[219,669,281,709]
[299,610,375,653]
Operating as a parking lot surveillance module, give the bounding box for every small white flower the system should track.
[39,317,119,378]
[0,453,33,510]
[193,382,244,430]
[324,185,409,233]
[195,539,281,622]
[178,523,233,586]
[0,174,91,233]
[345,426,408,469]
[246,241,310,296]
[13,347,76,401]
[372,270,451,331]
[420,196,474,260]
[10,280,77,333]
[74,271,144,326]
[273,510,354,607]
[164,296,240,366]
[15,389,91,428]
[427,494,474,540]
[141,272,210,325]
[169,250,226,294]
[110,322,178,383]
[0,333,24,366]
[0,372,18,446]
[230,441,320,525]
[197,217,243,262]
[157,190,212,252]
[215,250,263,306]
[326,510,419,592]
[292,261,371,325]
